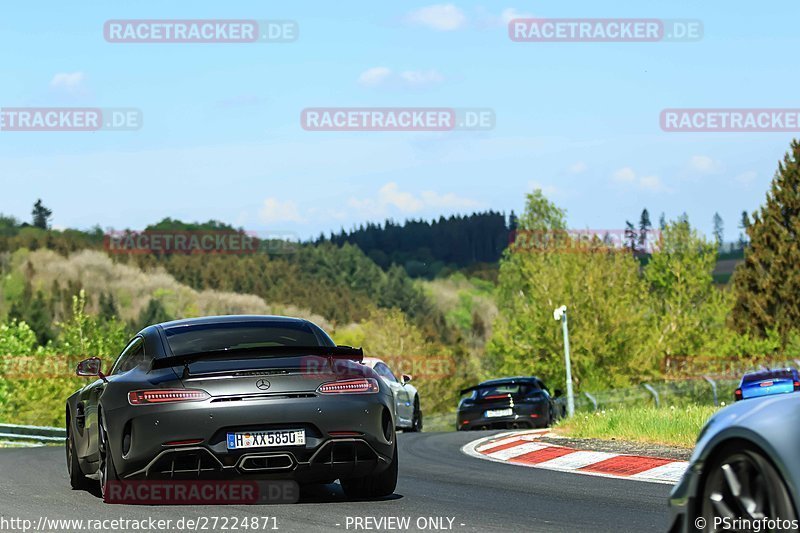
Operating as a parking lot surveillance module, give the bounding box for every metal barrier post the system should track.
[643,384,660,407]
[584,392,598,411]
[703,376,718,406]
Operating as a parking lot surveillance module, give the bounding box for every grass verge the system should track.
[422,411,456,432]
[555,404,720,448]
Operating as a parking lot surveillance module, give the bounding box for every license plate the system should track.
[760,381,774,387]
[485,408,513,418]
[226,429,305,449]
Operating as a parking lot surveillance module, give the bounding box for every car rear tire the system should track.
[340,439,398,500]
[98,412,119,499]
[699,442,796,529]
[66,422,91,490]
[407,397,423,432]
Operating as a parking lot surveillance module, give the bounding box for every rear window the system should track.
[472,382,539,399]
[163,320,334,356]
[743,370,795,382]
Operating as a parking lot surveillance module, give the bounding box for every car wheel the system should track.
[340,439,398,500]
[699,443,797,529]
[408,397,423,433]
[66,422,91,490]
[98,412,119,499]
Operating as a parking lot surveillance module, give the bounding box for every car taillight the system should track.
[486,393,512,399]
[128,389,209,405]
[734,388,743,401]
[794,381,800,391]
[317,378,379,394]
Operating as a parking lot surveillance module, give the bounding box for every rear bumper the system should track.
[457,403,550,430]
[104,392,394,481]
[123,438,391,483]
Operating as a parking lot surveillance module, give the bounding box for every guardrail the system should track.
[0,423,66,444]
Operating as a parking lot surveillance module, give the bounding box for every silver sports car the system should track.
[360,357,422,432]
[66,315,398,500]
[669,393,799,532]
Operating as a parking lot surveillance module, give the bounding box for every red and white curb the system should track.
[462,430,688,485]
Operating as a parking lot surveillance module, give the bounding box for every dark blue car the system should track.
[735,368,800,401]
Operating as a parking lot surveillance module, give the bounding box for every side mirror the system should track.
[553,388,564,398]
[402,374,413,385]
[76,357,107,382]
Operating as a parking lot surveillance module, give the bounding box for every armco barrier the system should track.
[0,423,66,443]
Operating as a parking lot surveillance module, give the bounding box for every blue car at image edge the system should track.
[735,368,800,401]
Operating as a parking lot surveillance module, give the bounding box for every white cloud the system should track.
[613,167,637,183]
[420,189,479,209]
[358,67,393,88]
[639,175,667,192]
[612,167,668,192]
[378,182,424,212]
[568,161,588,174]
[405,4,467,31]
[50,72,85,89]
[49,72,87,96]
[399,69,445,88]
[358,67,445,89]
[348,182,478,217]
[735,170,757,184]
[689,155,720,173]
[259,198,305,223]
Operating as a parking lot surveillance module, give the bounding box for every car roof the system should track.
[741,368,797,382]
[155,314,313,330]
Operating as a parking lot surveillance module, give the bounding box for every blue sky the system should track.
[0,1,797,241]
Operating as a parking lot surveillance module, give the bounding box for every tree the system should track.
[738,210,750,249]
[7,282,53,345]
[713,212,724,246]
[31,199,52,230]
[732,140,800,341]
[98,292,119,321]
[137,298,172,330]
[659,212,667,231]
[643,218,728,360]
[624,220,637,252]
[638,209,652,250]
[487,192,651,390]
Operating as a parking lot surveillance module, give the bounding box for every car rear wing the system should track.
[459,379,534,396]
[150,345,364,371]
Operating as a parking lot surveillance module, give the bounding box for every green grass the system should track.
[555,404,720,448]
[422,411,457,432]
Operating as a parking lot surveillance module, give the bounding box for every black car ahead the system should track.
[65,315,398,500]
[457,376,559,430]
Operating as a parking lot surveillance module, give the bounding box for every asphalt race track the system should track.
[0,431,671,532]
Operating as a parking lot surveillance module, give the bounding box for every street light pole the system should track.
[554,305,575,417]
